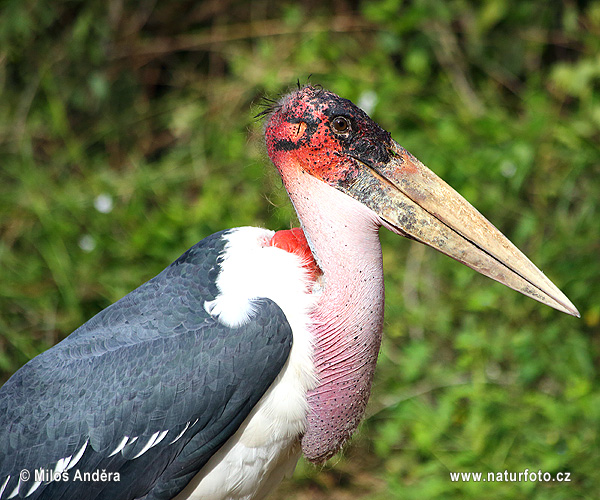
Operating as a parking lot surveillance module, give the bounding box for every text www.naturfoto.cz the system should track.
[450,469,571,483]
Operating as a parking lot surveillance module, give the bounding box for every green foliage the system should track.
[0,0,598,498]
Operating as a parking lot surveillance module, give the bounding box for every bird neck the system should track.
[281,166,385,462]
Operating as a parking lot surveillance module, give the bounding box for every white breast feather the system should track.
[175,227,317,500]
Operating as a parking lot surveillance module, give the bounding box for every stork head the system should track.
[265,86,578,317]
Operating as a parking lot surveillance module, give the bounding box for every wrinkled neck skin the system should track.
[281,165,385,463]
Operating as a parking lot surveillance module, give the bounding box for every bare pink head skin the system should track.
[264,86,579,462]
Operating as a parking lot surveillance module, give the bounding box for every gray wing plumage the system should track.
[0,230,293,500]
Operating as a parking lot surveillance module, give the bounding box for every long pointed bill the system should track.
[345,140,579,317]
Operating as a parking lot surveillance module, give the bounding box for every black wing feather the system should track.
[0,230,293,499]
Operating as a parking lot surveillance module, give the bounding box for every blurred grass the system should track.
[0,0,599,498]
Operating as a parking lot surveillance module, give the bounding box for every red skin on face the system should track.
[265,86,392,189]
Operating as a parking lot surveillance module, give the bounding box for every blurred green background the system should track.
[0,0,598,498]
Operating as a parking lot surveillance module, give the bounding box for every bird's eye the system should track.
[331,116,350,135]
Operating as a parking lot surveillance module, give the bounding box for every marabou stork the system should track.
[0,86,578,500]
